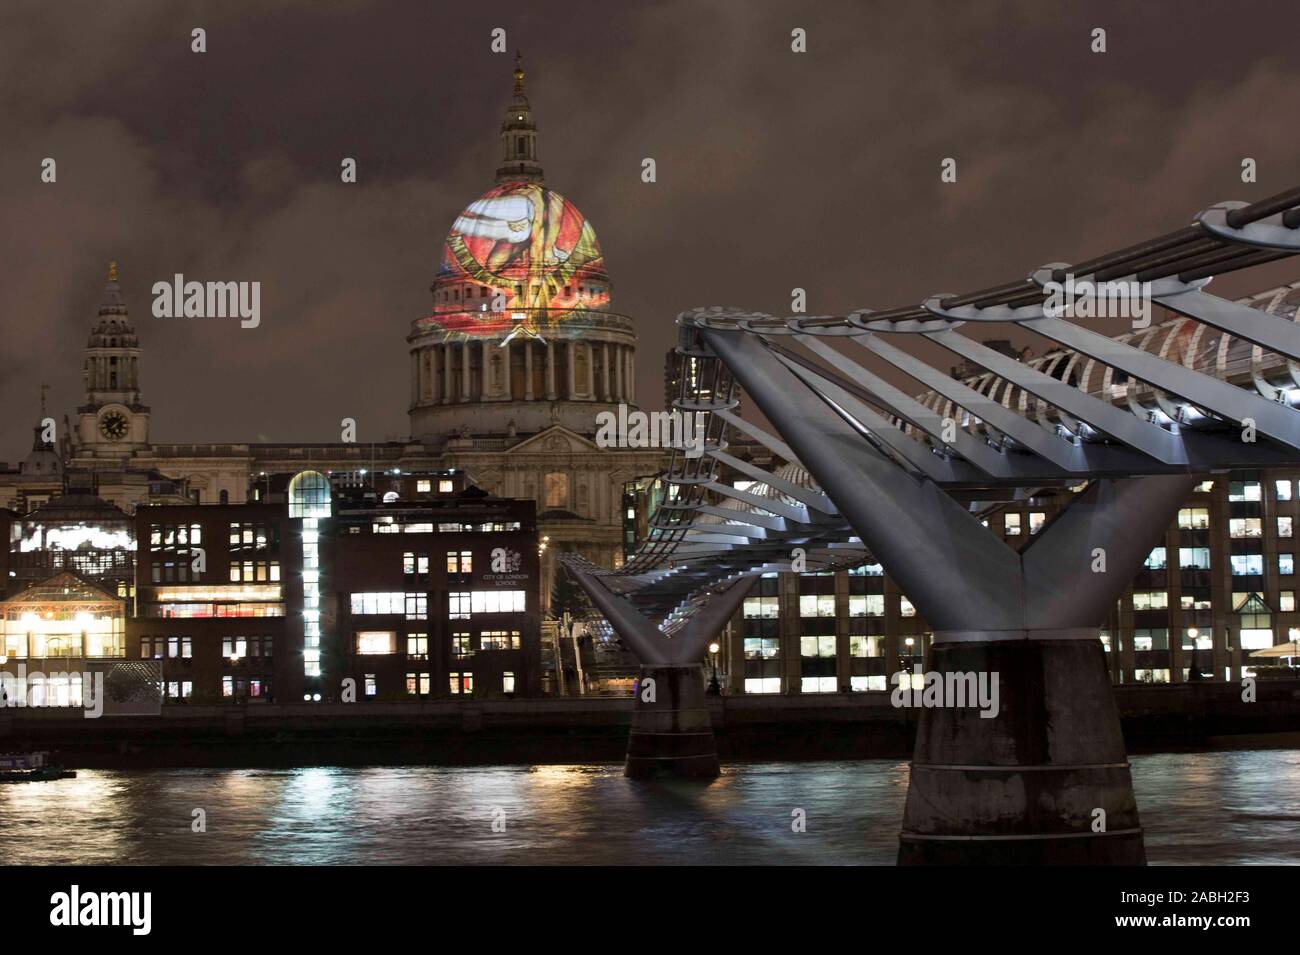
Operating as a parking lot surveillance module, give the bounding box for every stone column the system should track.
[545,342,557,400]
[524,341,534,400]
[460,342,471,401]
[502,339,512,400]
[565,341,576,398]
[443,345,453,403]
[410,352,418,405]
[628,351,636,404]
[601,342,611,401]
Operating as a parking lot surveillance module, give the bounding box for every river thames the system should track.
[3,749,1298,865]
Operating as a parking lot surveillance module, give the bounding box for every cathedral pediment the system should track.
[508,426,601,455]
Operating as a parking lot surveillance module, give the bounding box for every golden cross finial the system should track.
[108,260,118,282]
[513,50,525,94]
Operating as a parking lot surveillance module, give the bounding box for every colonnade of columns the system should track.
[411,337,636,406]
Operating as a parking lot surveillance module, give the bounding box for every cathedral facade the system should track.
[1,59,663,611]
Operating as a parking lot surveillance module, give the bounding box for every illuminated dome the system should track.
[407,55,638,443]
[425,181,611,339]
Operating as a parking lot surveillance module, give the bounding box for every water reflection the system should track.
[2,751,1297,865]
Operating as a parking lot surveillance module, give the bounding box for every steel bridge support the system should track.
[704,326,1194,863]
[567,568,756,779]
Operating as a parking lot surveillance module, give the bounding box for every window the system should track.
[222,637,248,659]
[1133,669,1171,684]
[449,592,472,619]
[405,593,427,620]
[1132,628,1168,651]
[1004,513,1022,536]
[1028,512,1046,535]
[849,595,886,617]
[1181,628,1212,650]
[350,592,406,615]
[229,522,276,553]
[1178,507,1210,529]
[1179,546,1211,570]
[743,637,780,660]
[446,551,472,574]
[222,676,233,698]
[451,634,473,658]
[356,631,396,655]
[800,636,836,659]
[503,672,516,694]
[848,563,884,576]
[1230,517,1263,538]
[1281,591,1296,612]
[406,633,428,660]
[405,672,430,695]
[365,675,377,697]
[798,595,836,618]
[1132,591,1169,610]
[1144,547,1167,570]
[439,480,454,493]
[404,552,430,576]
[849,635,884,657]
[480,630,520,650]
[449,672,473,695]
[544,472,568,508]
[743,597,780,618]
[467,591,526,614]
[899,597,917,618]
[1282,554,1295,575]
[744,677,780,694]
[1277,479,1293,501]
[1231,554,1264,576]
[289,470,331,518]
[850,675,887,692]
[416,480,431,493]
[1281,517,1294,539]
[1229,481,1262,502]
[230,560,280,582]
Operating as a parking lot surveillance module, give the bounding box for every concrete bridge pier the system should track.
[567,568,755,780]
[626,664,717,778]
[899,635,1145,864]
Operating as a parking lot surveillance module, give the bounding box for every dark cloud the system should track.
[2,0,1299,456]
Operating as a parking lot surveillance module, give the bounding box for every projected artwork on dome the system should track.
[421,181,609,339]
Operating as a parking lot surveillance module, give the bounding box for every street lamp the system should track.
[706,641,721,696]
[1187,627,1203,682]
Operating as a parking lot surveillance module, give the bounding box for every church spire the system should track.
[496,51,544,184]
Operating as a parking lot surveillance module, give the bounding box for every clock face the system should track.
[99,411,129,441]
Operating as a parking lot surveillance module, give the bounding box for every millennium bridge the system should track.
[560,185,1300,864]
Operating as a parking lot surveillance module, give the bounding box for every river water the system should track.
[3,749,1298,865]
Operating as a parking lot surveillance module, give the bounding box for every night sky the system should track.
[3,0,1300,459]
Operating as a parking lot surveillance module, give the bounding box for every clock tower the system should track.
[77,262,150,454]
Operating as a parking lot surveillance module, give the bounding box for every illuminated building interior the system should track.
[0,571,126,660]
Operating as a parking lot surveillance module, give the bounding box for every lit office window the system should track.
[1228,481,1262,502]
[356,631,396,655]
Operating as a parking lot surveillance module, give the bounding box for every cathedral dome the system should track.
[428,181,610,339]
